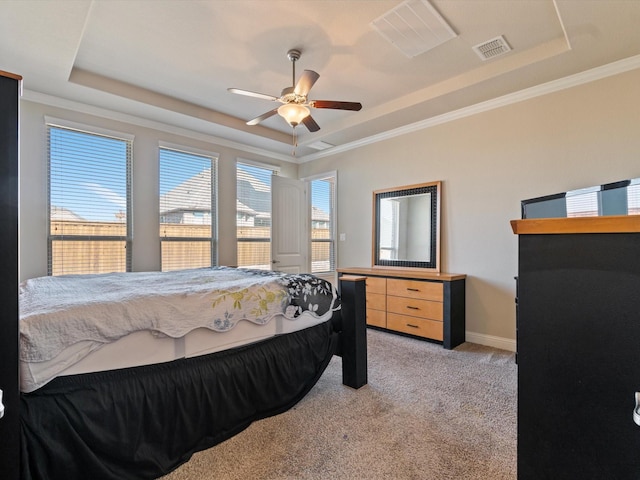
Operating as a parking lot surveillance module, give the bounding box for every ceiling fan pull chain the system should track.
[293,126,298,157]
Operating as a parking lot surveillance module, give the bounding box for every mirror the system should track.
[373,181,441,271]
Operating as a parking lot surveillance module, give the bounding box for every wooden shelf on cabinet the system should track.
[337,267,466,349]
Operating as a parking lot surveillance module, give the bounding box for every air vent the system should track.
[307,141,334,151]
[371,0,457,58]
[473,35,512,61]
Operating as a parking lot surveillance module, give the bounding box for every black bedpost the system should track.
[443,278,466,349]
[338,275,367,389]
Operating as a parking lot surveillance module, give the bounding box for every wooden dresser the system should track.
[337,267,466,349]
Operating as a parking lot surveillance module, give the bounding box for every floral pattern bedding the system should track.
[19,267,338,364]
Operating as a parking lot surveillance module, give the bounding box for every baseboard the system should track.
[464,331,516,352]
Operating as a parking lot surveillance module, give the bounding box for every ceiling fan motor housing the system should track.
[280,86,307,104]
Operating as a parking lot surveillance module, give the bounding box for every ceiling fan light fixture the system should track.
[278,103,310,127]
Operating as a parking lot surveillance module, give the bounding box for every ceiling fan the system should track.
[228,49,362,133]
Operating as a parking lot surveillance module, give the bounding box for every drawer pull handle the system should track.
[406,306,420,310]
[407,288,420,292]
[406,323,419,329]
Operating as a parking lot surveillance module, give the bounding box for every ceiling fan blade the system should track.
[247,108,279,125]
[302,115,320,132]
[294,70,320,96]
[228,88,278,102]
[310,100,362,111]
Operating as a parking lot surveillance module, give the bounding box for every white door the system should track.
[271,175,310,273]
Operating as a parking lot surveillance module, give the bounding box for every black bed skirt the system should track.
[20,320,339,480]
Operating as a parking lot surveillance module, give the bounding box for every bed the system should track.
[18,267,367,480]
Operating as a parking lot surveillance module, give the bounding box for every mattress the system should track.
[20,310,328,393]
[19,267,339,392]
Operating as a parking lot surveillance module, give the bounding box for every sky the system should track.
[49,127,128,222]
[50,128,331,222]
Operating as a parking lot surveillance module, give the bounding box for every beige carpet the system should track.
[162,329,517,480]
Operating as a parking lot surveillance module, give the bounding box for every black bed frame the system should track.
[0,71,368,478]
[11,275,367,480]
[335,275,368,389]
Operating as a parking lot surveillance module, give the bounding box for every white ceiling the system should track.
[2,0,640,162]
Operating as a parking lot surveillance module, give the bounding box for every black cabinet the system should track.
[513,217,640,479]
[0,71,20,480]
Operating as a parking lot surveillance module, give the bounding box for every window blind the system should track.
[47,124,132,276]
[159,147,217,271]
[310,175,336,273]
[236,162,273,270]
[566,187,599,217]
[628,183,640,215]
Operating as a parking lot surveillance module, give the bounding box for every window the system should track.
[236,162,275,270]
[566,186,599,217]
[378,197,400,260]
[310,174,336,273]
[629,182,640,215]
[48,122,132,276]
[159,146,217,271]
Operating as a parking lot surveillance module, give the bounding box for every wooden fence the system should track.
[50,221,332,274]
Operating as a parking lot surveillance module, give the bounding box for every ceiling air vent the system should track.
[371,0,457,58]
[308,141,334,151]
[473,35,512,61]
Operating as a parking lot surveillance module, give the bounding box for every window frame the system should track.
[159,142,219,271]
[236,159,279,270]
[304,171,338,275]
[46,117,133,276]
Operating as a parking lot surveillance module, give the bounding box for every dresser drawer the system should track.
[366,292,386,311]
[366,276,386,294]
[387,278,443,301]
[387,313,444,341]
[338,267,466,349]
[387,295,443,321]
[366,308,386,328]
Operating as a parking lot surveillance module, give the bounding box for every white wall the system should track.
[19,102,298,281]
[299,68,640,349]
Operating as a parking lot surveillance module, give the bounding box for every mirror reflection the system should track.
[379,193,432,262]
[373,181,441,271]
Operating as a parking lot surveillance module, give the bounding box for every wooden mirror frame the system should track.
[372,181,441,272]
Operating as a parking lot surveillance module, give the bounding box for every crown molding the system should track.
[20,90,298,164]
[21,53,640,166]
[298,54,640,163]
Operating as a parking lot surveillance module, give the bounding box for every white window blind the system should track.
[628,182,640,215]
[48,124,132,276]
[159,147,217,271]
[236,162,273,270]
[566,186,599,217]
[310,175,336,273]
[378,197,400,260]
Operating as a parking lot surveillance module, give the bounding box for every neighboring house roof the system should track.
[312,206,329,222]
[236,199,258,217]
[160,168,212,214]
[50,206,85,221]
[236,169,270,216]
[55,172,326,222]
[160,167,271,218]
